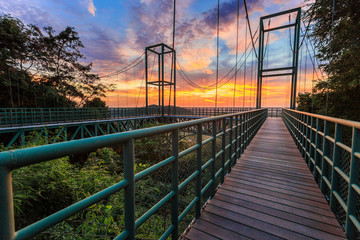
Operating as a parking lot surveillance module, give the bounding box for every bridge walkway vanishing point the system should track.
[184,118,347,240]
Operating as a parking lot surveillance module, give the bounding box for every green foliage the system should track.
[12,150,123,230]
[0,14,112,107]
[12,130,198,239]
[301,0,360,120]
[83,97,107,108]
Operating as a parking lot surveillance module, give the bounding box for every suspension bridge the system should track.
[1,1,359,240]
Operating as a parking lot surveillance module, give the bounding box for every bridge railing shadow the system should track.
[283,108,360,239]
[0,108,267,239]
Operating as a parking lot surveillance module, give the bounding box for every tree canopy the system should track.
[298,0,360,121]
[0,14,111,108]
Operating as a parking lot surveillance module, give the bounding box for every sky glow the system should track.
[1,0,319,107]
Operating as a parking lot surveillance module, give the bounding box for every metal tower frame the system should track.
[256,8,301,109]
[145,43,176,117]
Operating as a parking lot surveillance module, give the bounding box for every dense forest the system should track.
[297,0,360,121]
[0,14,111,108]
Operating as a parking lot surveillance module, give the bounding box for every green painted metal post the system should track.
[300,113,306,157]
[314,118,321,180]
[228,117,233,173]
[309,117,315,170]
[234,115,239,165]
[304,115,310,165]
[330,123,343,210]
[123,139,135,239]
[0,168,14,240]
[240,114,244,154]
[145,49,149,115]
[256,19,263,109]
[195,124,202,218]
[245,113,249,149]
[171,129,179,239]
[320,120,330,193]
[211,121,216,197]
[221,118,226,183]
[161,45,165,118]
[345,127,360,238]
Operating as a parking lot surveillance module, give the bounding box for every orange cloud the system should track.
[86,0,96,16]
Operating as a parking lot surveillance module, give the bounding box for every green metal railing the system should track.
[0,108,160,127]
[0,107,256,127]
[283,108,360,239]
[267,107,282,118]
[0,109,267,239]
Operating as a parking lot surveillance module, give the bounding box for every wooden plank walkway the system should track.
[183,118,346,240]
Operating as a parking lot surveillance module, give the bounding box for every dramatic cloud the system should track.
[86,0,96,16]
[1,0,312,107]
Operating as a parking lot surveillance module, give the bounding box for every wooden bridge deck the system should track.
[183,118,346,240]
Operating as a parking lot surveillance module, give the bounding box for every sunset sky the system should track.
[0,0,322,107]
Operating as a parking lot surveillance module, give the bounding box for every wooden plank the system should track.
[229,171,321,193]
[199,211,282,240]
[213,194,345,237]
[183,119,346,240]
[231,167,317,186]
[184,227,220,240]
[192,218,252,240]
[208,200,344,240]
[225,177,328,203]
[220,184,336,217]
[205,204,314,240]
[223,180,331,209]
[216,189,342,227]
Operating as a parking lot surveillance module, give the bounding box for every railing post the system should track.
[228,117,233,173]
[123,139,135,239]
[304,115,310,165]
[300,113,305,157]
[314,118,321,180]
[330,123,343,210]
[195,124,202,218]
[240,114,245,154]
[345,127,360,238]
[211,121,216,197]
[234,115,239,165]
[309,117,315,171]
[245,113,249,149]
[320,120,330,193]
[171,129,179,239]
[0,167,14,240]
[221,118,226,183]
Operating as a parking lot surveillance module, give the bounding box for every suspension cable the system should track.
[215,0,220,108]
[99,52,145,78]
[243,17,247,108]
[243,0,259,59]
[233,0,240,108]
[168,0,176,108]
[177,27,259,90]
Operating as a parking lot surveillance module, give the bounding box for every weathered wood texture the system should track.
[183,118,346,240]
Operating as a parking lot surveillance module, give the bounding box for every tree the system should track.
[299,0,360,121]
[0,14,112,108]
[83,97,107,108]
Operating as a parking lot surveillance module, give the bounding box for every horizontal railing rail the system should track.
[0,108,267,239]
[0,107,259,127]
[267,107,282,118]
[282,108,360,239]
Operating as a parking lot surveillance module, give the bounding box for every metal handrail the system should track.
[282,108,360,239]
[0,108,267,239]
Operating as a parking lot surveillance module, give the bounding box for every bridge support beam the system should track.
[256,8,301,109]
[145,43,176,117]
